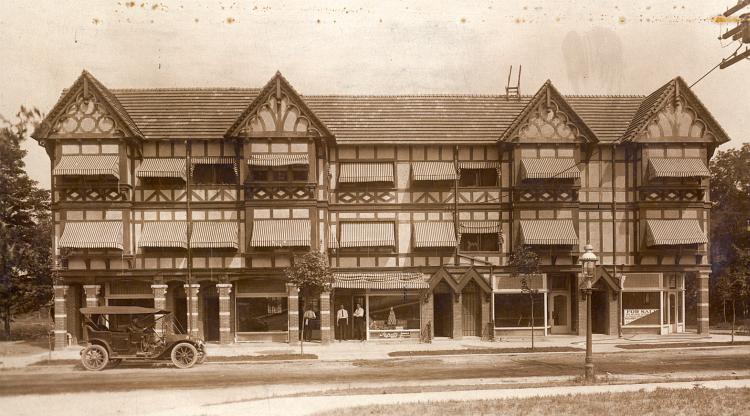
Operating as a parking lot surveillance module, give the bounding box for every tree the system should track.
[284,251,332,351]
[709,144,750,326]
[715,266,749,343]
[508,245,541,349]
[0,107,52,340]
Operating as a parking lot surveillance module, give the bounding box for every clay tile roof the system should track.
[566,95,644,142]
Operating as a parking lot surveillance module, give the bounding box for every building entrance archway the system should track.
[433,281,453,338]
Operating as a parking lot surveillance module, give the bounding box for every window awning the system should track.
[250,219,311,247]
[332,272,428,289]
[139,221,188,249]
[520,158,580,180]
[411,162,458,181]
[339,222,395,248]
[414,222,456,248]
[648,158,710,178]
[136,158,187,180]
[457,161,500,170]
[190,156,238,175]
[53,155,120,179]
[247,153,309,166]
[339,162,394,183]
[645,219,707,247]
[458,221,501,235]
[58,222,123,250]
[190,221,239,249]
[519,220,579,245]
[328,229,339,249]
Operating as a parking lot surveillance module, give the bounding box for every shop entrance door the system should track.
[433,292,453,337]
[668,293,678,333]
[461,281,482,337]
[549,293,570,334]
[591,290,608,334]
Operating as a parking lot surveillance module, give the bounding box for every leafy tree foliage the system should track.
[284,251,333,304]
[508,245,541,283]
[0,107,52,340]
[709,144,750,323]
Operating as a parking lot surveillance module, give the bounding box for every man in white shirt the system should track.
[336,305,349,341]
[303,306,317,342]
[353,303,365,341]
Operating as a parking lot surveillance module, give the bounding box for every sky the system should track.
[1,0,748,189]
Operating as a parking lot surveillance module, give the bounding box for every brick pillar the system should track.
[53,285,68,350]
[697,272,710,335]
[608,289,619,336]
[481,292,491,340]
[287,284,300,344]
[184,284,200,338]
[83,285,101,308]
[320,291,331,344]
[452,292,463,340]
[151,284,168,336]
[216,283,233,344]
[420,292,434,341]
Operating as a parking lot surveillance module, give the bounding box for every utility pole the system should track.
[718,1,750,69]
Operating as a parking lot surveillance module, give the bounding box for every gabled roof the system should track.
[225,71,333,138]
[456,268,492,293]
[620,76,730,144]
[33,70,143,140]
[500,80,599,143]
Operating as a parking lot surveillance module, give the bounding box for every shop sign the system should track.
[375,331,415,339]
[624,309,658,325]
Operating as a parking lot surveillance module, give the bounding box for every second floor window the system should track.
[459,168,498,187]
[192,164,237,185]
[250,166,309,183]
[459,233,499,251]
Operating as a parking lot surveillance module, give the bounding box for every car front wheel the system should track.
[171,342,198,369]
[81,344,109,371]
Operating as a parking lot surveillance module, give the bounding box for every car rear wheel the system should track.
[81,345,109,371]
[171,342,198,369]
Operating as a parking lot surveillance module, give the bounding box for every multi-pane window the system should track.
[459,168,497,187]
[250,166,308,182]
[460,233,499,251]
[192,165,236,185]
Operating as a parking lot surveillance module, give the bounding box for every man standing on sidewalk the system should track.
[303,306,317,342]
[353,303,365,341]
[336,304,349,341]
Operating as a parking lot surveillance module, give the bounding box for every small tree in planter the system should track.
[716,259,749,343]
[284,251,333,350]
[508,245,541,349]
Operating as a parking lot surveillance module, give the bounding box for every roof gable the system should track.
[456,268,492,293]
[620,77,730,144]
[225,71,332,139]
[501,81,598,144]
[33,70,143,141]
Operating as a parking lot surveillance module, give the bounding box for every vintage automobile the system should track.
[79,306,206,371]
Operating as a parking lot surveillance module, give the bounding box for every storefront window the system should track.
[494,293,544,327]
[368,295,420,339]
[236,297,288,332]
[622,292,660,326]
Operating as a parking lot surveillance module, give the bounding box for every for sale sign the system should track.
[624,309,658,325]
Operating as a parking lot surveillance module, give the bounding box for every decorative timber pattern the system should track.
[516,188,578,203]
[640,188,705,202]
[642,98,710,141]
[135,188,188,203]
[53,92,124,137]
[247,185,314,200]
[190,188,238,202]
[336,190,396,204]
[59,186,129,202]
[518,100,579,141]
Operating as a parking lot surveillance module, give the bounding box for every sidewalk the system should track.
[2,332,748,368]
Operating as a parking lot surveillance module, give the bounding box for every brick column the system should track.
[697,272,710,335]
[216,283,233,344]
[287,284,299,344]
[481,293,491,340]
[151,284,168,336]
[420,292,434,341]
[452,292,463,340]
[83,285,101,308]
[53,285,68,350]
[319,291,331,344]
[184,284,200,338]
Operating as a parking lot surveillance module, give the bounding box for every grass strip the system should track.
[616,341,750,350]
[389,346,582,357]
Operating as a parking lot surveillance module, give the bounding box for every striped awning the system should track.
[328,229,339,249]
[339,162,394,183]
[645,219,707,247]
[53,155,120,179]
[58,222,123,250]
[520,158,580,180]
[332,272,428,289]
[648,158,710,178]
[138,221,188,249]
[136,158,187,180]
[458,221,501,235]
[339,222,395,248]
[190,156,238,174]
[457,161,500,170]
[520,220,579,245]
[414,222,456,248]
[247,153,309,166]
[190,221,239,249]
[412,162,458,181]
[250,219,311,247]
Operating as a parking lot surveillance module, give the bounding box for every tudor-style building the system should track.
[35,70,727,348]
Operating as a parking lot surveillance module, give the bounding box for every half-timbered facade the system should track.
[35,71,727,347]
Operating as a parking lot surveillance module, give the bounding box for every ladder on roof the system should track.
[505,65,521,100]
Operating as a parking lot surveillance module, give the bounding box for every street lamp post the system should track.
[579,244,598,382]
